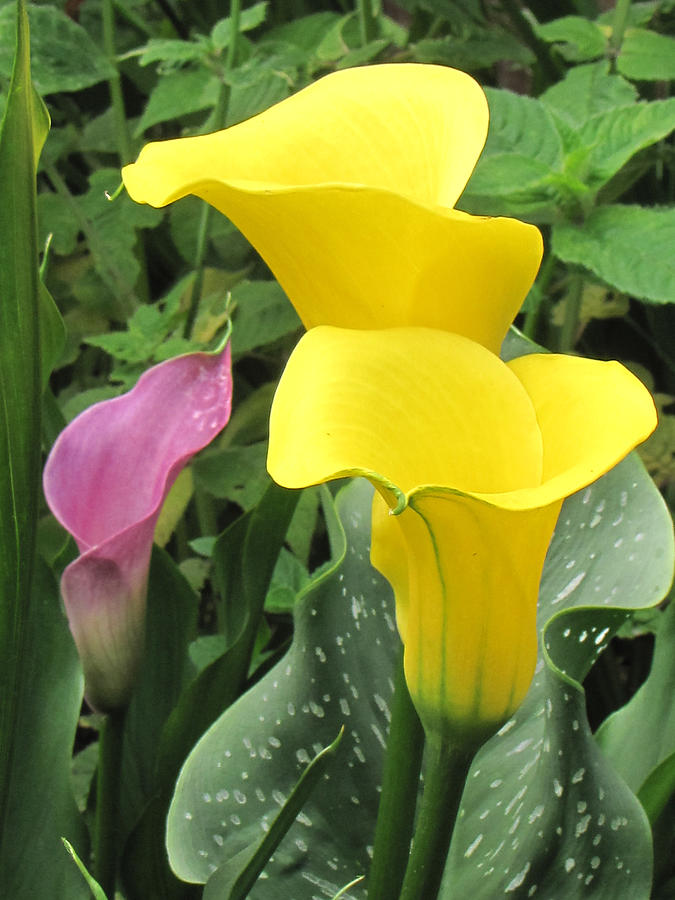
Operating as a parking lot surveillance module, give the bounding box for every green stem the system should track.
[102,0,132,165]
[93,708,127,898]
[522,251,556,342]
[499,0,560,87]
[356,0,378,45]
[183,0,241,340]
[559,274,583,352]
[367,648,425,900]
[608,0,632,60]
[398,738,475,900]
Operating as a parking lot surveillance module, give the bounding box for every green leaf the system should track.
[482,87,564,168]
[193,442,271,511]
[0,6,60,892]
[135,68,219,133]
[62,839,108,900]
[203,729,344,899]
[211,2,269,50]
[134,37,209,68]
[596,602,675,809]
[618,28,675,81]
[117,548,200,900]
[230,280,301,355]
[39,282,66,387]
[0,559,88,899]
[166,480,395,893]
[0,4,114,95]
[443,452,672,898]
[541,62,638,127]
[574,99,675,192]
[552,205,675,304]
[167,442,672,898]
[412,32,534,68]
[535,15,607,62]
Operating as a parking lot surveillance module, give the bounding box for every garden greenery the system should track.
[0,1,674,899]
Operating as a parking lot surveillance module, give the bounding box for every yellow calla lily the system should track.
[121,64,542,354]
[267,326,657,743]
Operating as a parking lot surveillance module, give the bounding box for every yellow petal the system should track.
[122,65,542,352]
[124,64,488,209]
[487,353,658,510]
[267,326,543,500]
[372,490,561,744]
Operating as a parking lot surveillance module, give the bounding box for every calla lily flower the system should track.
[121,64,542,355]
[267,327,657,744]
[43,344,233,712]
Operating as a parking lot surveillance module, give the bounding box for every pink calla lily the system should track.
[43,344,232,711]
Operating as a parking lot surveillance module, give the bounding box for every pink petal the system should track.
[43,344,232,710]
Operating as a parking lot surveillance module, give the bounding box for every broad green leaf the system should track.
[575,99,675,192]
[230,280,301,355]
[0,559,88,899]
[134,37,209,68]
[461,153,558,221]
[0,4,114,95]
[203,730,344,899]
[552,205,675,304]
[39,282,65,387]
[0,5,55,890]
[535,15,606,62]
[618,28,675,81]
[444,451,672,897]
[166,479,395,893]
[135,68,219,133]
[541,62,638,127]
[167,446,671,898]
[596,602,675,804]
[260,11,342,57]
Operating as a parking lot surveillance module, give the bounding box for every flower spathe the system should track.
[267,327,657,743]
[43,344,233,712]
[121,64,542,355]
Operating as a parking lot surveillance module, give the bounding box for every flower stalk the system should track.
[398,738,476,900]
[367,649,424,900]
[93,708,126,897]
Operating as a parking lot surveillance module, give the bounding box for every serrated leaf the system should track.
[0,4,114,95]
[193,442,271,510]
[230,280,301,355]
[211,2,269,51]
[481,88,564,168]
[134,37,208,68]
[552,204,675,304]
[413,32,534,69]
[576,98,675,191]
[135,68,219,133]
[618,28,675,81]
[541,62,638,127]
[535,15,607,62]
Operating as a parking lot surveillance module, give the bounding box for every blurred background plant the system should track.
[1,1,673,897]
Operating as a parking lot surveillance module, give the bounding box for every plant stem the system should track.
[93,707,127,898]
[398,737,475,900]
[498,0,560,87]
[183,0,241,340]
[522,250,556,342]
[609,0,632,60]
[559,273,583,352]
[356,0,378,45]
[367,648,425,899]
[102,0,132,165]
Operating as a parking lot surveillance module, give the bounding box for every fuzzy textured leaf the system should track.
[552,205,675,304]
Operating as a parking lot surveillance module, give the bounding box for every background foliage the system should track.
[0,0,674,898]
